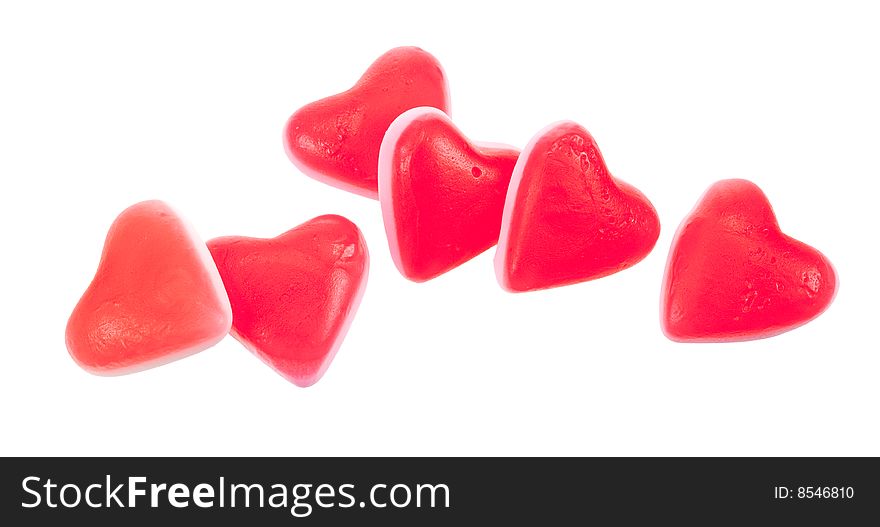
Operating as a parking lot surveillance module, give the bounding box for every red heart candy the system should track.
[65,201,232,375]
[495,121,660,292]
[207,215,369,387]
[284,46,450,199]
[379,107,520,281]
[661,179,837,342]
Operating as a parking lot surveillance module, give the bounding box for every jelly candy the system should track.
[495,121,660,292]
[66,201,232,374]
[284,47,450,198]
[661,179,837,342]
[207,215,369,386]
[379,107,519,281]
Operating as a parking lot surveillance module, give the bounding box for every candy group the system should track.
[661,179,837,342]
[66,46,838,387]
[207,216,369,387]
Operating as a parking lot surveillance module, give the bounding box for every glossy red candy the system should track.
[661,179,837,342]
[283,47,450,199]
[66,201,232,375]
[495,121,660,292]
[207,215,369,387]
[379,107,520,281]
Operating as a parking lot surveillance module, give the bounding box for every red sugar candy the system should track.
[207,215,369,386]
[379,107,520,281]
[495,121,660,292]
[661,179,837,342]
[284,47,450,199]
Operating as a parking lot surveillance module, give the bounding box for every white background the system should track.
[1,1,878,456]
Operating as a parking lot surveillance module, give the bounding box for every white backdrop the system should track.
[1,1,877,456]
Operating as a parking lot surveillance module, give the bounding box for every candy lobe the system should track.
[661,179,837,342]
[207,215,369,387]
[496,121,660,292]
[65,201,232,375]
[284,47,450,198]
[379,107,519,281]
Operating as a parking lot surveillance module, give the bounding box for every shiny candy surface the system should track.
[661,179,837,342]
[284,47,450,199]
[207,215,369,387]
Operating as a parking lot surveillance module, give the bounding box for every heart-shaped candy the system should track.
[379,107,520,281]
[207,215,369,387]
[661,179,837,342]
[495,121,660,292]
[65,201,232,375]
[284,46,450,199]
